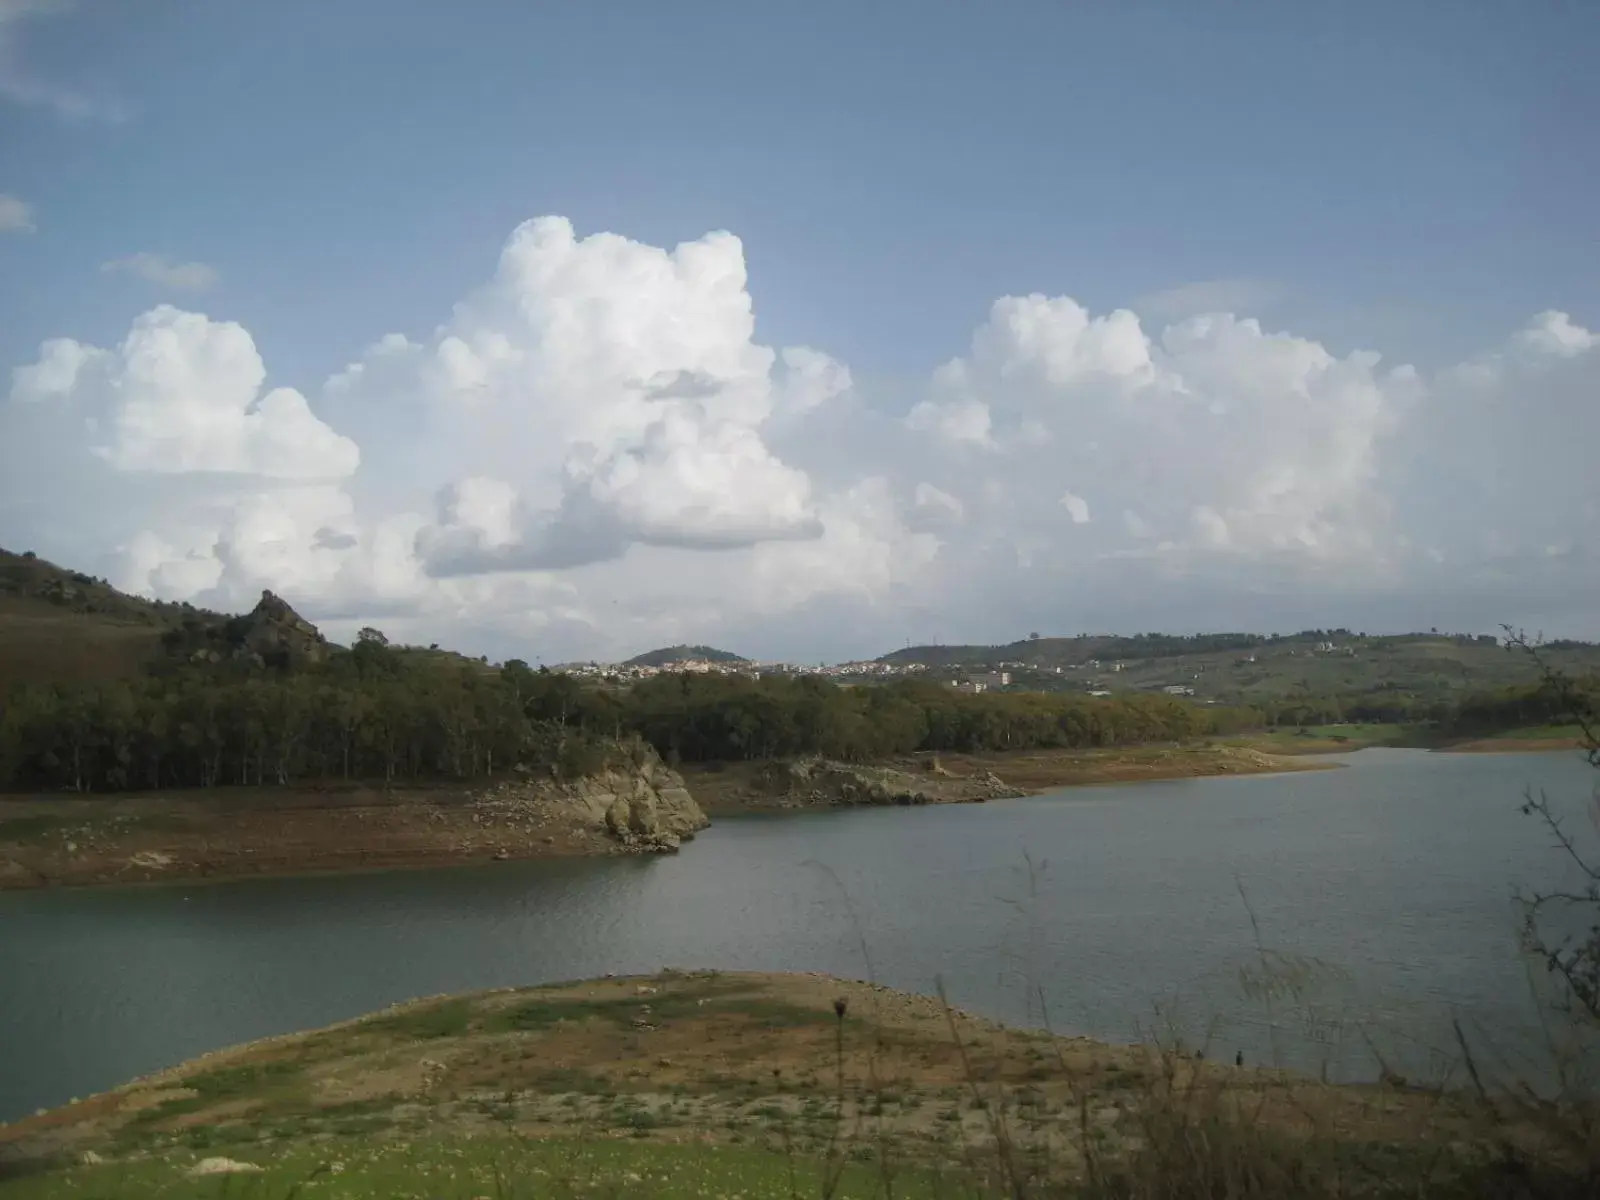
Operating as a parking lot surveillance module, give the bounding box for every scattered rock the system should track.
[188,1157,263,1177]
[741,756,1024,809]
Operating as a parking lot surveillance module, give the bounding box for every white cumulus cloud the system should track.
[8,306,359,478]
[2,215,1597,660]
[329,215,824,576]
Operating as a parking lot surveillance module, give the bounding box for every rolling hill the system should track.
[0,547,203,691]
[876,630,1600,710]
[621,644,748,669]
[0,547,346,690]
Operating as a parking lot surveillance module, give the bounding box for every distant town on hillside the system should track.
[552,629,1600,710]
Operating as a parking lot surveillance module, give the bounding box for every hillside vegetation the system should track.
[0,548,204,692]
[881,629,1600,723]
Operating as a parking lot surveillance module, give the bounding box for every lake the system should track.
[2,748,1597,1124]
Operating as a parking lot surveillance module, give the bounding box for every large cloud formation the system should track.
[3,216,1595,661]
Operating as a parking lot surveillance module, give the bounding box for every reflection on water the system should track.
[1,748,1595,1121]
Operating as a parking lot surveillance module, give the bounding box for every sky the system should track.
[1,0,1596,664]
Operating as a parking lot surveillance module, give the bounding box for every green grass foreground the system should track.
[0,1136,960,1199]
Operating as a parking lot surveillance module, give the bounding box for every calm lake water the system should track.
[2,748,1597,1123]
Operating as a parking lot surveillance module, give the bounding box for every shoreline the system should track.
[1430,735,1588,753]
[682,743,1332,816]
[0,745,1340,894]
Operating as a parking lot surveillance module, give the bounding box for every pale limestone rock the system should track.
[188,1157,263,1176]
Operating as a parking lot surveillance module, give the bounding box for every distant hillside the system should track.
[622,644,748,668]
[0,547,202,690]
[877,630,1600,712]
[878,633,1274,669]
[0,547,338,689]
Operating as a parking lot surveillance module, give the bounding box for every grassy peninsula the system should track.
[0,970,1581,1198]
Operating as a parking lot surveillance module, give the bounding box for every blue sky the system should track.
[7,0,1595,380]
[1,0,1597,659]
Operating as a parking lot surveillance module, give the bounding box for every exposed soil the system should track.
[0,783,632,892]
[0,970,1502,1184]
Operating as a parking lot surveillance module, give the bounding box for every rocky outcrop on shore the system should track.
[474,752,709,854]
[737,755,1025,810]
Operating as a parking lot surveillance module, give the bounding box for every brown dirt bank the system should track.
[0,758,707,892]
[0,969,1519,1187]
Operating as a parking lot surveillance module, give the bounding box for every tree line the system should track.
[0,640,1260,794]
[1447,676,1596,736]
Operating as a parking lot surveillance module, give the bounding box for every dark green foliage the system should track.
[618,673,1261,763]
[0,651,634,792]
[1449,676,1596,735]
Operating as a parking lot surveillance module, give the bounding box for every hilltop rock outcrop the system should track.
[175,589,330,668]
[237,590,329,666]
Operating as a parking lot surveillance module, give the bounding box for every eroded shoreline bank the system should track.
[0,745,1328,892]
